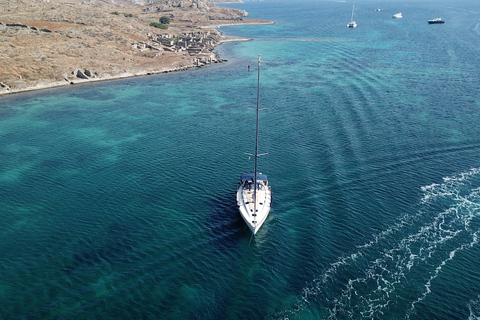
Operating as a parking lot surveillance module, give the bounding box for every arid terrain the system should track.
[0,0,272,95]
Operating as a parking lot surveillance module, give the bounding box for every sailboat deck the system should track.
[237,180,272,234]
[242,183,268,213]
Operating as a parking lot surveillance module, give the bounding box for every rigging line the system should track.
[253,53,261,234]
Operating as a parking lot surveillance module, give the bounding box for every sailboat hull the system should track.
[237,177,272,234]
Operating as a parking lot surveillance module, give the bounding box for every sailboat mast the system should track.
[253,54,261,228]
[351,3,355,21]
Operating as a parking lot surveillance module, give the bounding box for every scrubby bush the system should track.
[159,16,171,24]
[150,22,168,29]
[111,12,134,17]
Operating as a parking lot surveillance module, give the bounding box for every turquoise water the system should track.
[1,0,480,319]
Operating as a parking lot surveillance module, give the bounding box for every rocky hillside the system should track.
[0,0,270,95]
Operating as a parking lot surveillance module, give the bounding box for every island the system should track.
[0,0,273,96]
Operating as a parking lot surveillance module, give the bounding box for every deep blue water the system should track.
[1,0,480,319]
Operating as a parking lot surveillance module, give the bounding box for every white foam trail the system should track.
[421,167,480,204]
[407,230,479,318]
[274,168,480,319]
[468,294,480,320]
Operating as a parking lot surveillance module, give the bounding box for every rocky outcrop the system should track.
[1,21,53,33]
[0,82,10,90]
[74,69,89,79]
[72,69,97,79]
[140,0,247,15]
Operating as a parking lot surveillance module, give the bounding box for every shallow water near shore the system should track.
[2,0,480,319]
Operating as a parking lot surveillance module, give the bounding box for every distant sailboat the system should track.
[347,3,357,28]
[393,13,403,19]
[236,54,272,235]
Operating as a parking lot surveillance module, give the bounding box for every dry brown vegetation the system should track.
[0,0,272,95]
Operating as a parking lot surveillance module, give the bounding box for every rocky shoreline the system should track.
[0,0,273,97]
[0,29,254,97]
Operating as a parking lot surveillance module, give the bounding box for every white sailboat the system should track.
[236,54,272,235]
[347,3,357,28]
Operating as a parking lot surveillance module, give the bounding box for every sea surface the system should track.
[1,0,480,319]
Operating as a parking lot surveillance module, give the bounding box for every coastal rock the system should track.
[74,69,89,79]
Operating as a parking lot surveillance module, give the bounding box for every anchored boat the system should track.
[347,3,357,28]
[428,18,445,24]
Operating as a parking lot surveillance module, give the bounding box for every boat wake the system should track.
[273,168,480,319]
[468,294,480,320]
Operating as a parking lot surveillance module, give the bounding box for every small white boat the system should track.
[347,21,357,28]
[428,18,445,24]
[236,54,273,235]
[375,8,381,12]
[393,13,403,19]
[347,3,357,28]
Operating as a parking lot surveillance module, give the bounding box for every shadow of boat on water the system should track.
[203,186,256,252]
